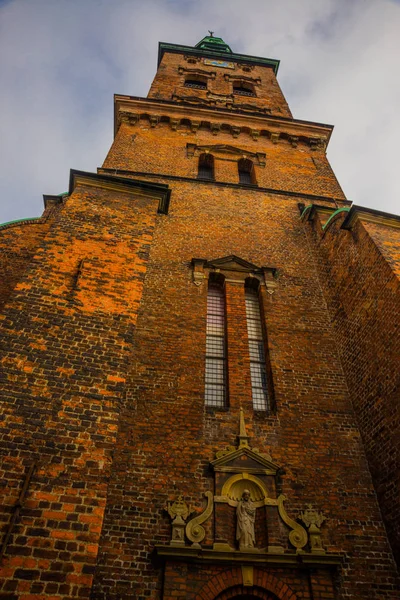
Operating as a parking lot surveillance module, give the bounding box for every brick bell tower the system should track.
[1,34,400,600]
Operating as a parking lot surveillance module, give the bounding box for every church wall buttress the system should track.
[303,208,400,570]
[0,181,163,599]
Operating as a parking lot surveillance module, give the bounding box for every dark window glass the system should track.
[245,287,269,411]
[198,153,214,181]
[233,83,256,97]
[205,283,227,408]
[238,158,255,185]
[184,79,207,90]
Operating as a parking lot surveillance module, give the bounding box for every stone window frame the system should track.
[238,157,257,186]
[191,256,277,414]
[245,277,271,412]
[205,274,228,410]
[225,73,261,98]
[197,153,215,181]
[187,144,266,183]
[179,66,216,92]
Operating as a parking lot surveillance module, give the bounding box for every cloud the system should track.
[0,0,399,223]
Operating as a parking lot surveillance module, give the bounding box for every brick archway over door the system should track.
[195,568,298,600]
[214,586,279,599]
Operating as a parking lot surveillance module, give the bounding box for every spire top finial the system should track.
[238,408,250,449]
[208,30,214,37]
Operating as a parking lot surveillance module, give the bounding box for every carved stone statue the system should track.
[236,489,256,550]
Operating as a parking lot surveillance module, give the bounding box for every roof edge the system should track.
[158,42,280,74]
[68,169,171,215]
[341,204,400,230]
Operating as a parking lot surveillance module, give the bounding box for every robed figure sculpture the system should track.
[236,489,256,550]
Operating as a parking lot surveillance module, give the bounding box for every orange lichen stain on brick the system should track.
[66,573,93,586]
[14,282,32,291]
[43,510,68,520]
[46,464,66,478]
[50,530,76,540]
[29,341,47,351]
[106,374,126,383]
[56,366,75,375]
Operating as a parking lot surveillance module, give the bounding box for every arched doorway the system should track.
[214,585,280,600]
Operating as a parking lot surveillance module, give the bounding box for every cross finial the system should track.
[208,30,214,37]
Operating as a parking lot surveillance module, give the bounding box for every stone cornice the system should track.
[0,216,45,232]
[158,42,280,74]
[68,169,171,214]
[300,203,400,231]
[154,545,343,568]
[99,167,350,206]
[114,95,333,149]
[341,204,400,230]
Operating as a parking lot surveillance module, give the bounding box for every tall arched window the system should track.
[245,280,269,411]
[205,276,227,408]
[233,81,256,97]
[184,76,207,90]
[198,153,215,181]
[238,158,256,185]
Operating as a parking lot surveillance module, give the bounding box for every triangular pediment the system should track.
[200,144,252,156]
[207,255,261,273]
[211,445,280,475]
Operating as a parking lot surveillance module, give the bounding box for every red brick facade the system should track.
[0,35,399,600]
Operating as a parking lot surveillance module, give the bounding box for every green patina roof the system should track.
[195,35,232,54]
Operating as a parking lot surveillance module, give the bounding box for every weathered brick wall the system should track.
[304,210,400,569]
[163,563,336,600]
[91,47,397,599]
[0,182,162,598]
[0,204,58,312]
[148,52,292,118]
[103,120,345,200]
[90,182,399,599]
[2,39,399,600]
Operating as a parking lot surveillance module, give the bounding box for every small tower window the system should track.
[205,276,227,408]
[198,153,214,181]
[238,158,256,185]
[184,76,207,90]
[233,82,256,97]
[245,281,269,411]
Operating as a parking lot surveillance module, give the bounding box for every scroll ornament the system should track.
[185,491,214,548]
[277,495,308,551]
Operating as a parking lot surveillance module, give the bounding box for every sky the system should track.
[0,0,399,223]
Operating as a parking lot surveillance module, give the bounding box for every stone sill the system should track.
[154,544,343,569]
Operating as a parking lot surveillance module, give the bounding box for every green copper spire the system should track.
[195,32,232,54]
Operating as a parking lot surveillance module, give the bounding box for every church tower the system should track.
[0,35,399,600]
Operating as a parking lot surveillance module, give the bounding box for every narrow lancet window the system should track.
[238,158,256,185]
[245,283,269,411]
[198,153,215,180]
[205,278,227,408]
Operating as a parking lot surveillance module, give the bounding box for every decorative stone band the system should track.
[116,109,328,151]
[154,544,343,568]
[186,142,266,166]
